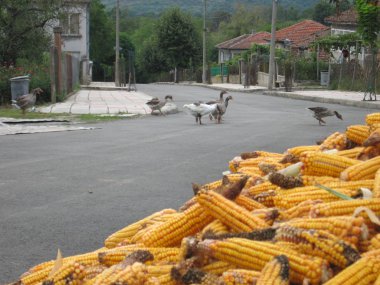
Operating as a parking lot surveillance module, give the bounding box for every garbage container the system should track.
[10,75,30,101]
[320,71,329,86]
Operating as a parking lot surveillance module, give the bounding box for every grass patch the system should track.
[0,107,137,122]
[0,108,68,119]
[77,113,137,122]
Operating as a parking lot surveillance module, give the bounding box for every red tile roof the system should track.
[325,8,358,25]
[275,20,330,48]
[216,32,271,49]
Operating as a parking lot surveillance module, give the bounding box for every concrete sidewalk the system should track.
[38,83,152,115]
[37,82,380,115]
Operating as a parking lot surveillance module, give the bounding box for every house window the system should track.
[61,13,80,35]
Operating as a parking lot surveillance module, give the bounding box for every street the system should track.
[0,84,374,283]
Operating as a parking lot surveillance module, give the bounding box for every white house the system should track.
[49,0,92,84]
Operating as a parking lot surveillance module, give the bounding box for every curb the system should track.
[263,91,380,110]
[154,82,380,110]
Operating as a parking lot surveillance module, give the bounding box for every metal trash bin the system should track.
[320,71,329,86]
[10,75,30,101]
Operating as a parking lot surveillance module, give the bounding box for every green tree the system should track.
[156,7,201,82]
[90,0,114,65]
[355,0,379,47]
[0,0,63,64]
[313,1,335,24]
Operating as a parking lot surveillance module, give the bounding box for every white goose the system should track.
[183,102,218,125]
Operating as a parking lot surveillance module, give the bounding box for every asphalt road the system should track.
[0,84,374,283]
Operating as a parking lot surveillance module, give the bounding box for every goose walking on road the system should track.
[212,95,233,123]
[183,102,218,125]
[307,107,343,125]
[146,95,173,115]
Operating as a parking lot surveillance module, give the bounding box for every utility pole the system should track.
[115,0,120,87]
[268,0,277,90]
[202,0,207,84]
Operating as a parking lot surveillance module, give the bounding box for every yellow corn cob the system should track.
[19,266,53,285]
[225,173,251,183]
[372,168,380,198]
[235,166,262,177]
[341,156,380,181]
[256,255,290,285]
[300,152,359,177]
[275,226,361,268]
[101,262,149,285]
[369,234,380,250]
[237,157,283,169]
[242,181,277,197]
[276,179,373,196]
[311,198,380,218]
[235,195,266,211]
[336,147,366,159]
[346,125,370,145]
[196,189,268,232]
[43,262,86,285]
[357,145,380,161]
[273,187,363,209]
[141,203,214,247]
[240,151,284,160]
[281,216,367,246]
[98,246,180,266]
[301,175,341,186]
[363,248,380,257]
[319,132,347,151]
[323,255,380,285]
[82,265,107,282]
[93,250,153,284]
[19,251,101,285]
[200,219,229,238]
[278,200,323,220]
[252,190,277,208]
[273,241,307,252]
[251,208,279,225]
[258,161,288,175]
[366,113,380,126]
[146,265,173,277]
[197,238,330,285]
[221,269,261,285]
[104,208,177,248]
[202,179,223,191]
[375,274,380,285]
[202,261,237,275]
[286,145,320,157]
[147,273,177,285]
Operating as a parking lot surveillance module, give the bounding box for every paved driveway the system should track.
[0,84,375,283]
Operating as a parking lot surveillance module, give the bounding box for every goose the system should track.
[207,90,228,120]
[206,90,228,105]
[11,88,43,114]
[146,95,173,115]
[212,95,233,123]
[183,101,218,125]
[307,107,343,125]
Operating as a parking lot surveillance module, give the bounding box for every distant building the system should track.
[275,20,330,52]
[324,8,358,35]
[216,32,271,63]
[48,0,92,84]
[215,20,330,63]
[59,0,91,62]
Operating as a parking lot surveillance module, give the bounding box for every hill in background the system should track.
[101,0,318,16]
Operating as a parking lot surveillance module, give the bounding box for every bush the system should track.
[0,55,51,106]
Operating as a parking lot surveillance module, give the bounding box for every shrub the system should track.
[0,55,51,106]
